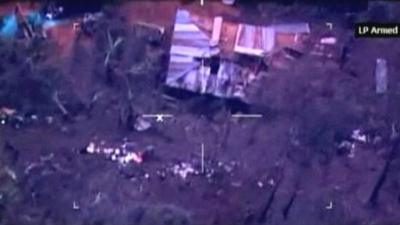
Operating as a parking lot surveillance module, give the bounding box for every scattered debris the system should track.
[86,142,96,154]
[311,43,335,59]
[121,152,143,164]
[83,139,147,166]
[320,37,337,45]
[172,162,195,180]
[337,140,356,158]
[351,129,367,143]
[375,58,388,94]
[219,161,236,173]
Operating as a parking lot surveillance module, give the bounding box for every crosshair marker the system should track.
[201,143,205,173]
[232,114,263,118]
[142,114,173,122]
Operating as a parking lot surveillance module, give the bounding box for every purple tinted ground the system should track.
[1,1,400,225]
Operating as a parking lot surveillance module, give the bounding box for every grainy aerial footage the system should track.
[0,0,399,224]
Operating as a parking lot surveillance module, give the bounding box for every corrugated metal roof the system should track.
[166,9,310,102]
[167,9,219,91]
[270,23,310,34]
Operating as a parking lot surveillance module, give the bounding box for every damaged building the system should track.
[165,8,310,103]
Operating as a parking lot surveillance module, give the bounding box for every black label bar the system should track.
[355,23,400,38]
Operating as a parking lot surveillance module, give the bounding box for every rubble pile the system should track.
[171,162,196,180]
[84,139,148,166]
[168,159,238,182]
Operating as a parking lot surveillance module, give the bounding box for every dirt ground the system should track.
[1,1,400,225]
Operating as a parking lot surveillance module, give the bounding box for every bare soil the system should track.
[1,1,400,225]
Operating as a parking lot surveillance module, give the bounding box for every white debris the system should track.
[338,140,352,149]
[268,178,275,186]
[351,129,367,143]
[4,167,17,181]
[120,152,143,165]
[347,145,356,158]
[104,148,113,155]
[320,37,337,45]
[172,163,195,180]
[338,140,356,158]
[115,149,121,155]
[257,181,264,188]
[84,140,146,166]
[223,164,234,173]
[86,142,96,154]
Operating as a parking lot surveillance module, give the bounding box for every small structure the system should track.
[165,8,310,102]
